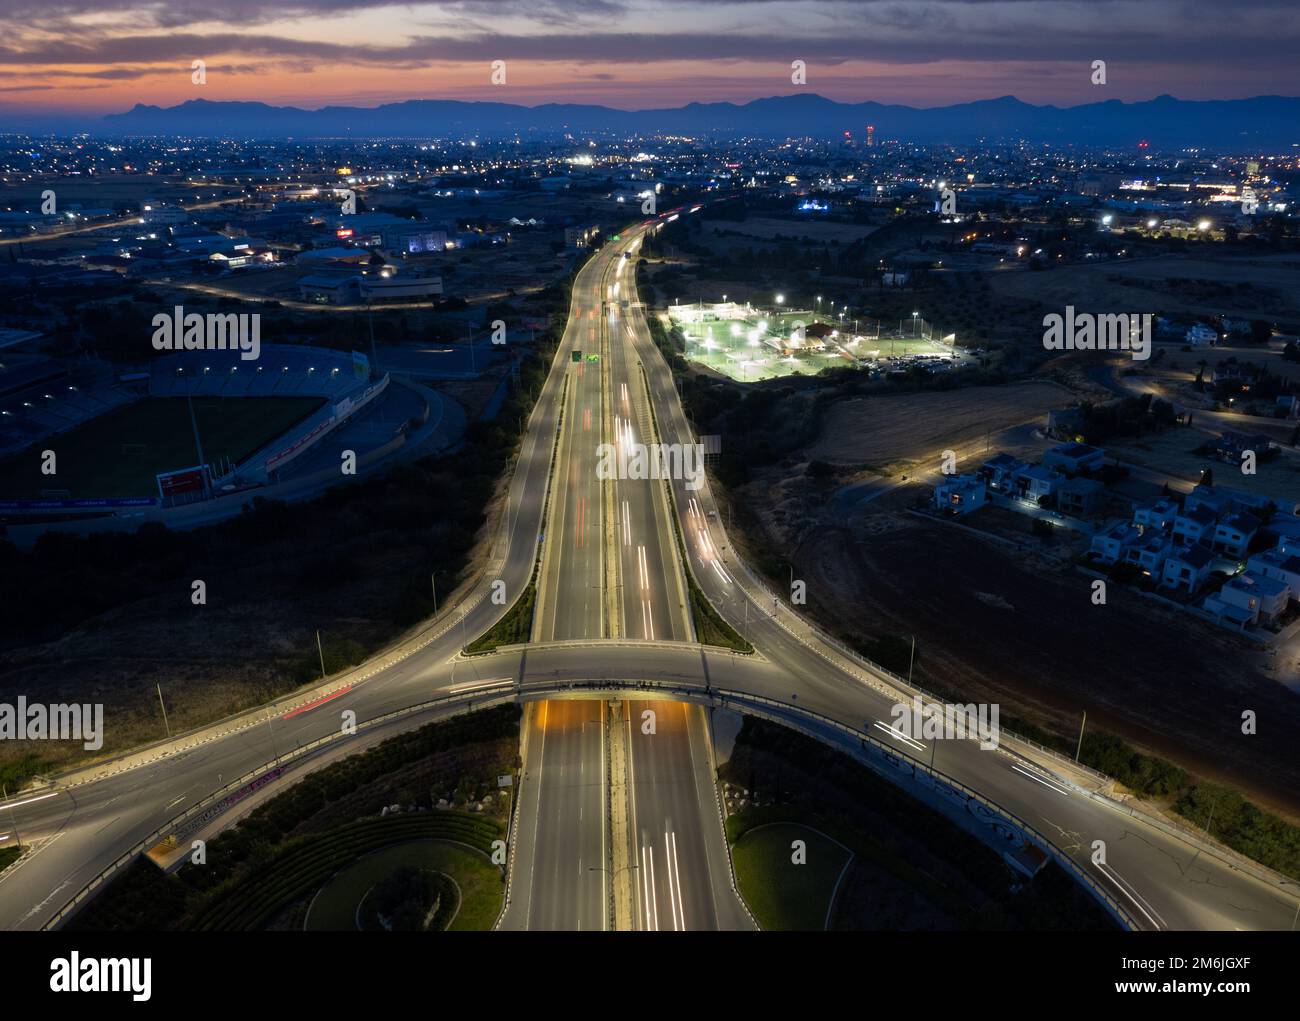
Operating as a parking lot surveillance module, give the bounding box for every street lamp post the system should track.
[1,784,22,849]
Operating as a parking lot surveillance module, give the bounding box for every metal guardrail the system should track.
[42,641,1300,932]
[729,552,1117,787]
[42,686,518,929]
[45,675,1142,931]
[36,226,1297,931]
[709,687,1139,931]
[727,562,1300,898]
[623,259,1298,906]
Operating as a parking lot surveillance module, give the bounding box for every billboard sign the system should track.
[156,464,210,500]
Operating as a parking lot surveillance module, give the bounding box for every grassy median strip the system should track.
[465,573,537,654]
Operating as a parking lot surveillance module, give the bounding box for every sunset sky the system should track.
[1,0,1296,118]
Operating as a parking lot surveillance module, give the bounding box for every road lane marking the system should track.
[668,828,685,931]
[873,721,925,752]
[1096,861,1166,930]
[641,842,659,931]
[0,791,59,810]
[447,678,512,693]
[1011,764,1071,796]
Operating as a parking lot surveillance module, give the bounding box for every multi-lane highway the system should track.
[503,222,742,929]
[626,699,750,931]
[2,213,1299,933]
[501,700,608,931]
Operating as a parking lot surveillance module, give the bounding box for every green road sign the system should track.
[571,350,582,362]
[587,354,600,363]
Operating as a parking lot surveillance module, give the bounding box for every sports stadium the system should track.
[0,344,437,524]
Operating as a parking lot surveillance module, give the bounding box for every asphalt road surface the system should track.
[626,699,749,931]
[1,214,1297,933]
[501,700,608,931]
[506,231,740,929]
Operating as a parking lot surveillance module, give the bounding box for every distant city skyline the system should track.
[0,0,1297,120]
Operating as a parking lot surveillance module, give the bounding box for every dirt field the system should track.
[989,253,1300,324]
[805,382,1069,469]
[706,217,881,245]
[1104,426,1300,508]
[796,499,1300,818]
[729,445,1300,823]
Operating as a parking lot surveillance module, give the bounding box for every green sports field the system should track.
[0,395,324,499]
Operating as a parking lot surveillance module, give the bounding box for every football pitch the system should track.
[0,396,325,499]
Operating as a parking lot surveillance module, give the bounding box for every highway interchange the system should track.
[2,213,1299,932]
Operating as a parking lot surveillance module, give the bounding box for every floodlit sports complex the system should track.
[667,300,958,382]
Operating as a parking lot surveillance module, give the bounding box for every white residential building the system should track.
[1246,548,1300,596]
[1160,545,1216,593]
[1091,522,1140,564]
[1206,573,1290,626]
[933,474,987,516]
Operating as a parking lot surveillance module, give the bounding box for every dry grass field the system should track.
[805,381,1068,469]
[706,217,881,245]
[1104,426,1300,507]
[989,254,1300,323]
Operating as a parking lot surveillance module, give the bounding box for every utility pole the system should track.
[1188,792,1220,872]
[1075,710,1087,761]
[1,784,21,849]
[316,629,326,679]
[431,573,437,614]
[908,635,916,686]
[157,682,171,739]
